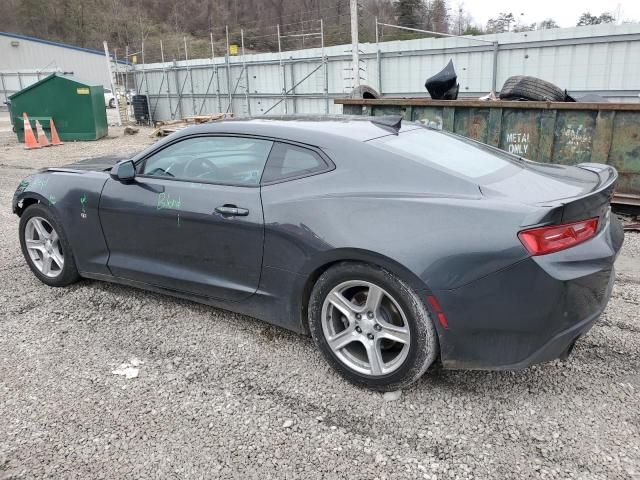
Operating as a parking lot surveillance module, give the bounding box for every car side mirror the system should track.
[111,160,136,182]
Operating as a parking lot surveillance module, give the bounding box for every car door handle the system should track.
[215,205,249,216]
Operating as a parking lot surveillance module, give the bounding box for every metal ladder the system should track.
[342,47,367,93]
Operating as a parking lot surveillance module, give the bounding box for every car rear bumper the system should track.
[432,212,624,370]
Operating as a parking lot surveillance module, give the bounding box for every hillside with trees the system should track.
[0,0,622,63]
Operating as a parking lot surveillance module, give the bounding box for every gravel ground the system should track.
[0,109,156,171]
[0,115,639,479]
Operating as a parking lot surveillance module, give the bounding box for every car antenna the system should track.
[370,115,402,134]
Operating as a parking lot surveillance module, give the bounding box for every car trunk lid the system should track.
[481,161,616,226]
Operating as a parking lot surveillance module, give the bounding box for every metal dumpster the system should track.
[336,98,640,206]
[8,72,107,142]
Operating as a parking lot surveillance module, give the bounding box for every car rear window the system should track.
[261,142,327,183]
[371,128,519,179]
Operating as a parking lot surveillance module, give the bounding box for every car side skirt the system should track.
[80,267,308,334]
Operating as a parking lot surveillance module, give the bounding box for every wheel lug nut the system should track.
[374,324,381,331]
[367,311,374,318]
[356,313,361,320]
[355,326,362,333]
[367,333,374,340]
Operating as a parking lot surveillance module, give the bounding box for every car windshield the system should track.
[371,127,520,180]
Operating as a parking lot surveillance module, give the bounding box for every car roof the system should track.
[167,115,421,146]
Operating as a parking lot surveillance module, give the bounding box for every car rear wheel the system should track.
[109,98,116,108]
[19,204,80,287]
[308,262,438,391]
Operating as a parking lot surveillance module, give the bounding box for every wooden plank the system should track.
[153,112,234,128]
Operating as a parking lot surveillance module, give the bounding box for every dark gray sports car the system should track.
[13,116,624,390]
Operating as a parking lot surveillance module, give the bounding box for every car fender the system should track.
[299,247,427,291]
[13,171,112,275]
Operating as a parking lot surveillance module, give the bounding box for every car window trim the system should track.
[134,133,276,188]
[260,140,335,186]
[134,133,335,187]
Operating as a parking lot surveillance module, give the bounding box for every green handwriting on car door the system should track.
[80,193,88,218]
[157,192,181,211]
[17,181,29,193]
[33,178,48,189]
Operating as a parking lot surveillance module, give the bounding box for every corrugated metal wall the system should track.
[0,70,58,104]
[0,33,112,103]
[133,22,639,120]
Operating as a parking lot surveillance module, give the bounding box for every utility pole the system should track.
[349,0,360,89]
[225,25,232,111]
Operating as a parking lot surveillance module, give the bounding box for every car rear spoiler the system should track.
[563,163,618,221]
[523,164,617,227]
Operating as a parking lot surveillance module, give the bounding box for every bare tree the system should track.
[486,12,514,33]
[0,0,488,61]
[577,12,616,26]
[538,18,559,29]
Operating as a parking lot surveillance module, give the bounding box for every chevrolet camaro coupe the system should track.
[13,116,624,390]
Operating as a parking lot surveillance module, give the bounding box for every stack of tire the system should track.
[499,76,574,102]
[132,95,150,124]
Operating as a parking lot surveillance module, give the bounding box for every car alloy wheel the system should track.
[24,216,64,278]
[321,280,411,376]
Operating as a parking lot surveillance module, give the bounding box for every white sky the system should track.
[459,0,640,28]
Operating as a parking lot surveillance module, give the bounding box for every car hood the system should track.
[61,154,129,172]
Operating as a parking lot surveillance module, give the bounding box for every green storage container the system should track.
[8,73,108,142]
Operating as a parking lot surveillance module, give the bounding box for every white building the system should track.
[0,31,122,104]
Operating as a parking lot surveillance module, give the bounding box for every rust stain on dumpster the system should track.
[609,112,640,196]
[454,108,489,143]
[412,107,445,130]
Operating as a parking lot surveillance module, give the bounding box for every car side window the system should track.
[261,142,327,183]
[140,136,274,186]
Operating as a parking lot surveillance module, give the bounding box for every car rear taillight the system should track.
[518,218,599,256]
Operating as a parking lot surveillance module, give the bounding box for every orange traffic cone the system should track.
[35,120,50,147]
[49,118,63,146]
[22,113,41,150]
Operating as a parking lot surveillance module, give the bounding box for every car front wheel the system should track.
[19,204,80,287]
[308,262,438,391]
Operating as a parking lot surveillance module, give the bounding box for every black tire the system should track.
[308,262,438,391]
[109,98,116,108]
[499,75,565,102]
[350,84,380,99]
[19,203,80,287]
